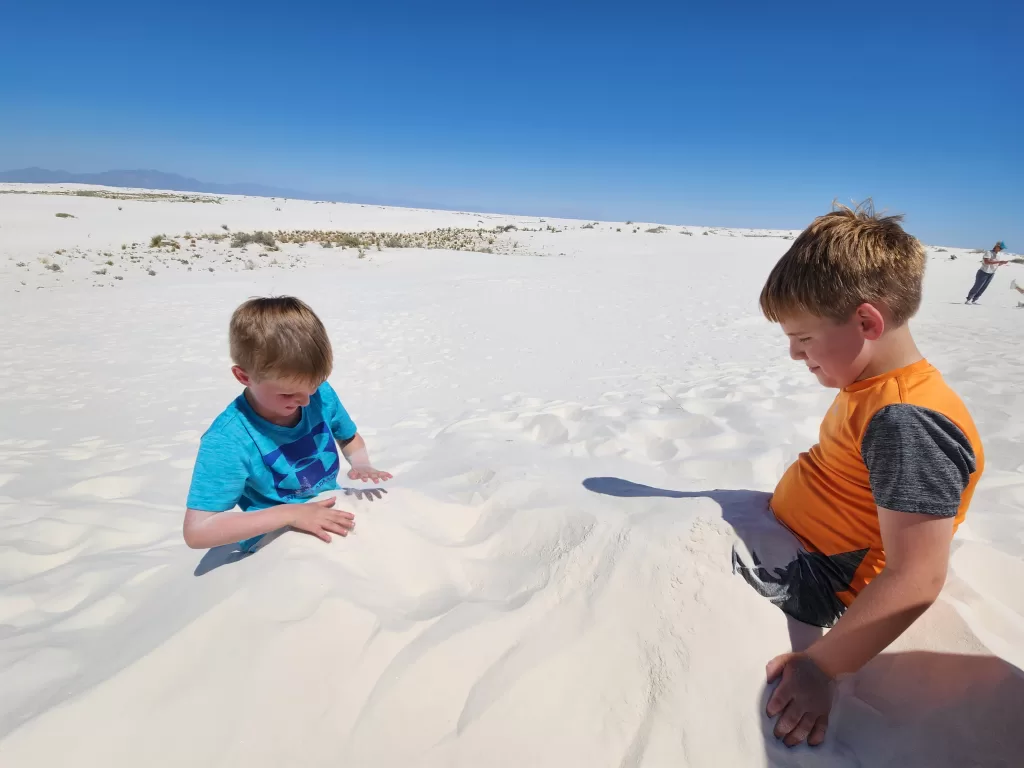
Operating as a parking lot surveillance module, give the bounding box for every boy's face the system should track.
[779,308,880,389]
[232,366,319,423]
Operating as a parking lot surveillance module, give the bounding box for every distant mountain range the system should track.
[0,167,314,200]
[0,167,596,220]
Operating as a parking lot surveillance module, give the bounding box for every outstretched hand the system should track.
[289,496,355,542]
[765,652,834,748]
[348,466,393,484]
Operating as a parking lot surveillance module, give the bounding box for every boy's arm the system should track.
[766,509,953,747]
[183,498,355,549]
[804,508,952,675]
[339,433,392,483]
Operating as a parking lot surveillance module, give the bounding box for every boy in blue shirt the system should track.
[183,296,391,551]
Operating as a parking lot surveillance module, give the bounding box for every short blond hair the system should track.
[759,201,926,326]
[229,296,332,384]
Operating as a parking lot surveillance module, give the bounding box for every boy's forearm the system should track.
[804,567,941,678]
[184,505,295,549]
[340,433,371,467]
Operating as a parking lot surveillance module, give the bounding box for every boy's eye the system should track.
[799,337,812,343]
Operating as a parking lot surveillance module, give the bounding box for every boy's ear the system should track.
[855,303,885,341]
[231,365,253,386]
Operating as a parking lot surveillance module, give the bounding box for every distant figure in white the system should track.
[1011,278,1024,308]
[964,241,1009,304]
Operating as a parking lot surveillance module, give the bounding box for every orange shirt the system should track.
[771,359,984,606]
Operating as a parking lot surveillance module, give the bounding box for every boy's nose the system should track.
[296,394,311,407]
[789,340,805,361]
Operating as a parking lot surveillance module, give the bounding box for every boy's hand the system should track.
[288,496,355,542]
[348,466,392,484]
[765,653,834,747]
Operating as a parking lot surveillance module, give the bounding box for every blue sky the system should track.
[1,1,1020,246]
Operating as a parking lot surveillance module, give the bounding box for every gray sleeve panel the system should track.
[861,404,977,517]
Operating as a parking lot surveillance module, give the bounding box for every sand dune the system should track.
[1,185,1022,766]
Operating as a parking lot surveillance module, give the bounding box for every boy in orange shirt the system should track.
[736,203,984,748]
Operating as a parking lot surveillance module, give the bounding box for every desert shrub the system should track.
[336,233,363,248]
[150,234,164,247]
[231,231,276,248]
[55,212,75,219]
[646,226,668,234]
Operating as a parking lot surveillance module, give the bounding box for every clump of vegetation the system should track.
[495,224,518,233]
[335,233,363,248]
[680,229,692,236]
[231,231,277,249]
[581,223,595,229]
[357,248,366,259]
[148,268,157,276]
[105,259,114,266]
[646,226,668,234]
[625,221,633,225]
[55,212,75,219]
[151,234,164,247]
[0,188,221,204]
[196,232,229,243]
[46,263,62,272]
[244,260,256,270]
[93,268,108,275]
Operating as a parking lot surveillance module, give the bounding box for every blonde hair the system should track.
[759,200,926,326]
[229,296,333,384]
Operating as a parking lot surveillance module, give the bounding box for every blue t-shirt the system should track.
[187,381,357,548]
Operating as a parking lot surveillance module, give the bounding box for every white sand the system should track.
[1,184,1022,767]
